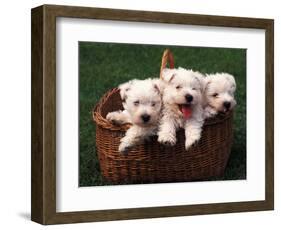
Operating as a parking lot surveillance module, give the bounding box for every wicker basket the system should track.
[93,49,233,184]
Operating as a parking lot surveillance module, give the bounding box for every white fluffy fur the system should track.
[157,67,205,150]
[203,73,237,118]
[106,78,163,153]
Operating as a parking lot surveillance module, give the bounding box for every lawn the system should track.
[79,42,246,186]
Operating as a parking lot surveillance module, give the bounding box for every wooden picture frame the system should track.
[31,4,274,225]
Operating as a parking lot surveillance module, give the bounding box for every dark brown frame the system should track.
[31,4,274,225]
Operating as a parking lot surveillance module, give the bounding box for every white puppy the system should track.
[157,67,205,150]
[106,78,163,153]
[203,73,236,118]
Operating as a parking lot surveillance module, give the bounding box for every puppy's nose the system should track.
[223,101,231,109]
[185,94,193,103]
[141,114,150,123]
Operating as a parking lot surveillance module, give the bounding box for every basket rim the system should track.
[92,87,233,132]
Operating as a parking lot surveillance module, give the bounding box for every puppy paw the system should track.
[106,112,123,125]
[185,139,196,150]
[157,133,176,146]
[118,142,131,154]
[106,112,116,121]
[185,134,201,150]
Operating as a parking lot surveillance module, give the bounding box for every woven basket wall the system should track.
[92,49,233,184]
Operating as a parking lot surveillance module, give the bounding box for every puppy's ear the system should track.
[152,79,165,95]
[224,73,236,91]
[119,81,132,100]
[194,72,206,93]
[202,75,212,93]
[161,68,176,83]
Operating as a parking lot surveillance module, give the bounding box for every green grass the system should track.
[79,42,246,186]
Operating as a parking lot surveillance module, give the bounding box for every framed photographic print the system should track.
[31,4,274,225]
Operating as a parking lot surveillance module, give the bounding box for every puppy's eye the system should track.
[151,102,156,107]
[212,93,218,97]
[176,85,181,89]
[192,88,197,90]
[134,101,140,106]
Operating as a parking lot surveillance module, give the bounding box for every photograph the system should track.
[30,4,273,224]
[80,42,246,186]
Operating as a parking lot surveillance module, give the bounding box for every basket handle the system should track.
[160,49,175,79]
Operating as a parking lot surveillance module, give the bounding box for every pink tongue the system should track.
[181,106,192,119]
